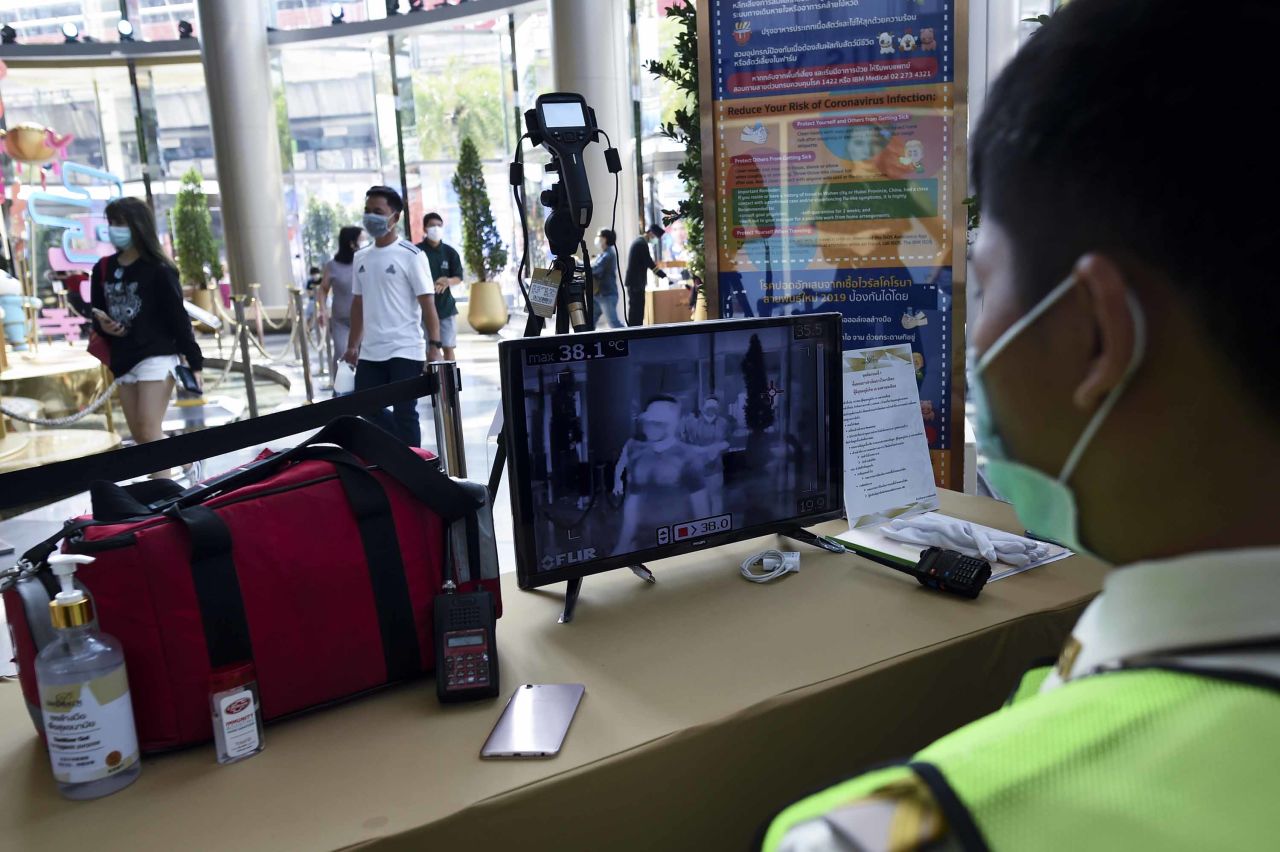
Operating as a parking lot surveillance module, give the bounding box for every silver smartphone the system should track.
[480,683,585,759]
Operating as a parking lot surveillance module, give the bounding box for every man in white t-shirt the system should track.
[343,185,442,446]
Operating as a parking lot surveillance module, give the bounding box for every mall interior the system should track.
[0,1,1275,849]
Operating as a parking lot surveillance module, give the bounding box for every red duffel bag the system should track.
[2,416,500,752]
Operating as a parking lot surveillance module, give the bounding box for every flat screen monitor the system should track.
[499,315,844,590]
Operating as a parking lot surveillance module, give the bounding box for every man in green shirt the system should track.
[417,211,463,361]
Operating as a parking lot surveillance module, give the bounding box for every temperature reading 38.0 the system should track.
[525,338,630,365]
[668,514,733,543]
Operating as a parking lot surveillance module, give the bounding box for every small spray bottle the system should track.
[34,554,141,800]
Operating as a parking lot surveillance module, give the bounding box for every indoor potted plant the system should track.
[172,167,223,315]
[453,137,509,334]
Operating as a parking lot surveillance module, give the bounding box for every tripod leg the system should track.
[488,435,507,501]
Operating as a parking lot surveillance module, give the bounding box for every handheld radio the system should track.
[832,536,993,599]
[913,547,992,598]
[434,531,499,703]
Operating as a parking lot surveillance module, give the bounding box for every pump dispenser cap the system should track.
[47,553,95,629]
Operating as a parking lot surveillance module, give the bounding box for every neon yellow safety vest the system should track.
[763,666,1280,850]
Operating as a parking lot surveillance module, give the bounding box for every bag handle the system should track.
[164,416,479,521]
[2,519,97,592]
[90,479,185,522]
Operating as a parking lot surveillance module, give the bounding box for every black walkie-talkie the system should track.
[434,521,500,703]
[914,547,992,598]
[840,538,993,599]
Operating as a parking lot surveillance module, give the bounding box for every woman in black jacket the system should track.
[90,197,203,444]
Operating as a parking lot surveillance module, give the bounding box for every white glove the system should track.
[879,514,1049,567]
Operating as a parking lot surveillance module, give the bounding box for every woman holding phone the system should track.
[90,197,203,445]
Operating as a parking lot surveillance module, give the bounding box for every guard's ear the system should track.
[1071,253,1137,411]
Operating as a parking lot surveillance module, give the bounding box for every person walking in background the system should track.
[612,396,708,555]
[624,224,668,327]
[680,395,734,516]
[417,211,463,362]
[592,228,621,328]
[343,186,442,446]
[90,196,202,446]
[320,225,361,380]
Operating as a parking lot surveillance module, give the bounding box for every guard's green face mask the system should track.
[969,274,1147,557]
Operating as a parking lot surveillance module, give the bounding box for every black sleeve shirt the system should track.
[91,256,204,377]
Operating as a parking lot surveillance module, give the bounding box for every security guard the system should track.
[763,1,1280,848]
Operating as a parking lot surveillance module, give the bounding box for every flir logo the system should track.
[541,548,597,570]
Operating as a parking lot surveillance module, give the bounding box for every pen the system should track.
[819,535,849,553]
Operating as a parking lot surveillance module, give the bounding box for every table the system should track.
[644,287,693,325]
[0,491,1106,851]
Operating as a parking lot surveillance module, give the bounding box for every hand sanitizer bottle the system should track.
[35,554,141,800]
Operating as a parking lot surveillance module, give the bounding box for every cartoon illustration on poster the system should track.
[710,0,960,487]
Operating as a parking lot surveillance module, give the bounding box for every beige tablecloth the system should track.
[0,491,1106,851]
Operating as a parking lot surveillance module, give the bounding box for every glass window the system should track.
[270,0,370,30]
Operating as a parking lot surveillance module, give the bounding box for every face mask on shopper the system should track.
[108,226,133,250]
[969,274,1147,556]
[426,225,443,242]
[362,213,392,238]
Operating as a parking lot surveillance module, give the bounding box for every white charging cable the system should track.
[740,549,801,583]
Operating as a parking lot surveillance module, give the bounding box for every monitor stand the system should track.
[558,564,655,624]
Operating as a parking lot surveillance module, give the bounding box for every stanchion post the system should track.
[250,282,266,345]
[291,288,315,404]
[428,361,466,478]
[232,295,260,419]
[101,364,115,435]
[320,301,332,380]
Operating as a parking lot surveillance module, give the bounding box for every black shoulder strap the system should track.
[91,479,184,522]
[171,504,254,668]
[303,446,424,680]
[170,445,427,679]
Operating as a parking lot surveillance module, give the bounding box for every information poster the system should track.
[706,0,963,487]
[843,344,939,528]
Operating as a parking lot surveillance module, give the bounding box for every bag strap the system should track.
[11,519,97,572]
[170,504,254,668]
[167,445,426,679]
[298,446,424,680]
[90,479,184,522]
[164,416,479,522]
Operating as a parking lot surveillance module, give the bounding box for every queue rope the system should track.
[0,375,122,426]
[256,296,291,332]
[248,297,303,362]
[203,327,247,392]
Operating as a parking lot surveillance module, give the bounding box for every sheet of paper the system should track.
[843,345,939,528]
[833,515,1073,582]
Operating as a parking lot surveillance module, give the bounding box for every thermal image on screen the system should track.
[507,319,840,576]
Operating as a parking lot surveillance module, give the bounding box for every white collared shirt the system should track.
[1042,547,1280,692]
